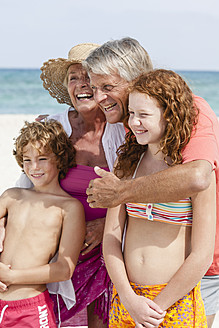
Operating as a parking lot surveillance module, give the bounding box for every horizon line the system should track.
[0,67,219,73]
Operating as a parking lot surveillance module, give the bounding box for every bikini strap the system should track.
[132,153,145,179]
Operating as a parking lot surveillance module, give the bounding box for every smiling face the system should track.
[128,92,167,151]
[67,63,97,113]
[89,72,130,123]
[23,142,60,190]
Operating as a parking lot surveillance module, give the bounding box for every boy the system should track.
[0,120,85,327]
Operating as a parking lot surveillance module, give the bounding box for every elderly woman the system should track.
[18,43,125,328]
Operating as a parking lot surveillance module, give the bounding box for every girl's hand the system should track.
[82,217,105,255]
[122,294,166,328]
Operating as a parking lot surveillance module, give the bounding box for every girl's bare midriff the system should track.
[124,216,192,286]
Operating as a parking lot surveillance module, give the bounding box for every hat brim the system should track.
[40,43,100,107]
[40,58,81,106]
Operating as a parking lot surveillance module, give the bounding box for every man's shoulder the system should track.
[193,94,218,124]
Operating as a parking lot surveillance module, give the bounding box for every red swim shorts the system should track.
[0,289,57,327]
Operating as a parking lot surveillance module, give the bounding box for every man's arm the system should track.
[0,200,86,286]
[87,160,212,208]
[87,97,219,209]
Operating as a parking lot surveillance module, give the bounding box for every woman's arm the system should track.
[0,200,86,285]
[153,171,216,310]
[103,204,165,327]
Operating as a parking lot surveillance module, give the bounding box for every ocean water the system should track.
[0,69,66,115]
[0,69,219,116]
[178,70,219,116]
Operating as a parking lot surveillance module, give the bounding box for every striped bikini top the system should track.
[126,154,193,226]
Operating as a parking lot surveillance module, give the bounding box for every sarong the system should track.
[109,281,207,327]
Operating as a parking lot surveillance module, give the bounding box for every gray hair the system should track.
[83,37,153,82]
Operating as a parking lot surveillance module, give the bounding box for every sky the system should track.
[1,0,219,71]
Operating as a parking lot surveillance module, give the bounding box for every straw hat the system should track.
[40,43,100,106]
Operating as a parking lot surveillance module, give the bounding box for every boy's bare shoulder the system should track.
[38,190,84,214]
[59,194,84,212]
[1,187,83,216]
[1,187,26,199]
[0,188,27,209]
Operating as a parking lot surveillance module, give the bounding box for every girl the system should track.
[103,69,216,327]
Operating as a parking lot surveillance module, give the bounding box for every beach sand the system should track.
[1,114,219,327]
[0,114,36,194]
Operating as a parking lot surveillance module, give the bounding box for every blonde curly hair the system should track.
[114,69,199,178]
[14,120,76,179]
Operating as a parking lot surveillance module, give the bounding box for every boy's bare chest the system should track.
[1,197,64,268]
[7,199,62,231]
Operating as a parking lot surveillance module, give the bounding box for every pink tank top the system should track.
[60,164,109,222]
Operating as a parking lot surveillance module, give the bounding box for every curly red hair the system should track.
[114,69,199,178]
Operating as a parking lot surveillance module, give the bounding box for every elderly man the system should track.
[84,37,219,328]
